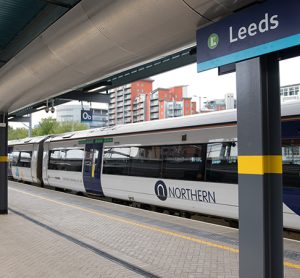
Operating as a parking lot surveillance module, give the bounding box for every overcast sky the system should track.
[12,56,300,128]
[153,56,300,100]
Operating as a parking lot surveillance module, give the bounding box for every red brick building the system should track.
[108,80,197,126]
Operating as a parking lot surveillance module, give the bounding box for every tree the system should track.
[8,126,28,140]
[32,117,58,136]
[55,121,88,134]
[8,118,89,140]
[32,117,88,136]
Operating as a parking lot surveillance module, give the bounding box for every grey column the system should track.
[236,55,283,278]
[0,112,8,214]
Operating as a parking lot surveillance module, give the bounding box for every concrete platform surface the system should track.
[0,181,299,278]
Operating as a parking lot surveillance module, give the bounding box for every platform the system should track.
[0,181,299,278]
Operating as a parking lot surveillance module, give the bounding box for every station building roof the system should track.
[0,0,258,117]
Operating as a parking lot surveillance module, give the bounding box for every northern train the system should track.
[8,101,300,231]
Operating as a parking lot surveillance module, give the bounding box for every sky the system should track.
[153,56,300,100]
[11,56,300,128]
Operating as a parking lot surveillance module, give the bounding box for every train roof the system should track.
[8,100,300,145]
[45,100,300,143]
[8,135,50,146]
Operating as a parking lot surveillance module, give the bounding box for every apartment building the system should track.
[108,79,153,126]
[280,84,300,102]
[108,81,197,126]
[150,86,197,120]
[203,93,236,112]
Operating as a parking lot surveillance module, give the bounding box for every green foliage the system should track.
[32,117,58,136]
[33,117,88,136]
[9,118,88,140]
[55,121,88,134]
[8,126,28,140]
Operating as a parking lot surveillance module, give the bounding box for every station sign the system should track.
[197,0,300,72]
[81,109,93,122]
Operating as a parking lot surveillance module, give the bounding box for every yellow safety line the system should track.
[9,187,300,271]
[284,262,300,270]
[0,156,8,162]
[238,155,282,175]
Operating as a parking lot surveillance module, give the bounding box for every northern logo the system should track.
[154,180,167,201]
[154,181,217,204]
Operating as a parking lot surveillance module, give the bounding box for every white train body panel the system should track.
[45,170,84,191]
[10,142,41,184]
[43,139,85,192]
[102,175,239,219]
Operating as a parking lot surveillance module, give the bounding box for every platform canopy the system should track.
[0,0,258,115]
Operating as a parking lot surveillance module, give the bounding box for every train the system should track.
[8,101,300,231]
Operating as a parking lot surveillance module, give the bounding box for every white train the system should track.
[8,101,300,230]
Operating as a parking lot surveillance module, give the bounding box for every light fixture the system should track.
[85,81,112,93]
[36,105,47,111]
[88,85,107,92]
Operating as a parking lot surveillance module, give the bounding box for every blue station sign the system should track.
[81,109,93,122]
[197,0,300,72]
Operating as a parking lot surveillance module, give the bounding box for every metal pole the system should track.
[236,55,283,278]
[0,113,8,214]
[28,114,32,137]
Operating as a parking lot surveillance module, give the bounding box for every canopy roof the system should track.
[0,0,258,114]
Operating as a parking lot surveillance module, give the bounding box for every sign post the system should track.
[0,113,8,214]
[196,0,300,276]
[236,54,282,278]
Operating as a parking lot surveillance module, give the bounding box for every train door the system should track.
[83,143,103,195]
[31,143,38,183]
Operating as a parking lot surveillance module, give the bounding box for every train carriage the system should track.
[8,101,300,230]
[8,136,49,184]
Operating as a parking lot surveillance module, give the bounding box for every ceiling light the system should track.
[88,85,107,92]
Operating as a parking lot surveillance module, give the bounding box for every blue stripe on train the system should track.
[282,120,300,139]
[283,187,300,216]
[282,120,300,215]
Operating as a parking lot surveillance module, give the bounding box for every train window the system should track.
[48,150,62,170]
[103,147,130,175]
[206,142,238,184]
[282,141,300,188]
[11,152,20,166]
[161,145,204,181]
[17,151,32,168]
[48,148,84,172]
[129,146,162,178]
[64,149,84,172]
